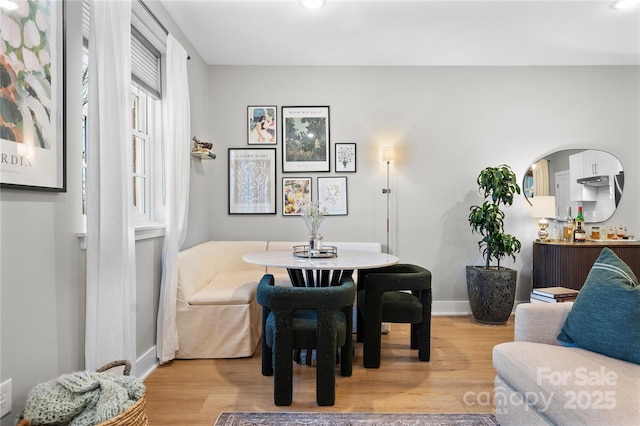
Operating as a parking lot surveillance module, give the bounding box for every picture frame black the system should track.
[282,106,330,173]
[247,105,277,145]
[0,0,66,191]
[335,143,356,173]
[228,148,277,214]
[282,177,312,216]
[317,176,348,215]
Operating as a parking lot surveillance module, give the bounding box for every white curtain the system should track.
[157,34,191,364]
[85,0,136,372]
[533,159,550,196]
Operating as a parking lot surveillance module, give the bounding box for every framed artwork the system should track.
[318,176,348,215]
[282,106,330,172]
[335,143,356,172]
[228,148,277,214]
[1,0,66,191]
[282,177,312,216]
[247,106,277,145]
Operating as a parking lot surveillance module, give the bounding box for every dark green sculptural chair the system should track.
[356,264,432,368]
[257,274,355,406]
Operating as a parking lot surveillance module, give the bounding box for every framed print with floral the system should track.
[1,0,66,191]
[228,148,276,214]
[335,143,356,172]
[282,106,330,172]
[282,177,312,216]
[247,106,277,145]
[318,176,348,215]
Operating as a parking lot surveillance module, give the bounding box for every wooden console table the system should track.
[532,240,640,290]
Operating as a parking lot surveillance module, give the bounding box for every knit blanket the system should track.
[19,371,145,425]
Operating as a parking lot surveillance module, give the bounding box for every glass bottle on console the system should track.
[573,220,586,242]
[564,207,574,242]
[576,206,585,230]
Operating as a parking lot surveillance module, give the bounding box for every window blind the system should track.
[82,0,162,99]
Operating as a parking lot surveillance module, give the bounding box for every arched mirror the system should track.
[524,149,624,223]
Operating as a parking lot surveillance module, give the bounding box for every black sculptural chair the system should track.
[257,274,355,406]
[356,264,432,368]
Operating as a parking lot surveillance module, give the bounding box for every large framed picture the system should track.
[282,106,330,172]
[228,148,277,214]
[1,0,66,191]
[247,106,277,145]
[282,177,312,216]
[318,176,348,215]
[335,143,356,172]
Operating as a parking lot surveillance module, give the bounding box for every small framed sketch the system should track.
[335,143,356,172]
[282,177,312,216]
[318,176,348,215]
[282,106,330,172]
[247,106,277,145]
[228,148,276,214]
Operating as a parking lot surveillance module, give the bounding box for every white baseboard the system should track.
[136,345,158,380]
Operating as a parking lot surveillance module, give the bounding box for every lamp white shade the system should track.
[530,196,556,218]
[382,146,396,162]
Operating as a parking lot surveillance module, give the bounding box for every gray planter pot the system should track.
[466,266,517,325]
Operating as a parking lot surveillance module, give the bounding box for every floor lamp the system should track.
[382,147,395,254]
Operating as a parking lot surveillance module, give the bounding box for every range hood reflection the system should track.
[577,175,610,187]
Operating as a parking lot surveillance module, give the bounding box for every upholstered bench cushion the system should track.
[493,341,640,425]
[188,271,259,305]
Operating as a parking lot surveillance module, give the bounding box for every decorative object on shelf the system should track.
[293,245,338,258]
[282,177,312,216]
[228,148,276,214]
[248,106,277,145]
[335,143,356,172]
[530,195,556,241]
[381,146,395,253]
[191,137,216,159]
[302,200,326,249]
[282,106,330,172]
[467,164,521,325]
[318,176,348,216]
[1,0,65,191]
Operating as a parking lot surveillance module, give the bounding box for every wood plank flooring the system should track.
[143,315,514,425]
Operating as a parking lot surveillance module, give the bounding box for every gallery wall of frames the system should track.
[228,105,356,216]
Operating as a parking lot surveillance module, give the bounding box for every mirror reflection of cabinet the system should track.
[524,149,624,223]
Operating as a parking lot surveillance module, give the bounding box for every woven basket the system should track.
[95,360,149,426]
[96,391,148,426]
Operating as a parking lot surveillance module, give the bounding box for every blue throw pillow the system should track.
[557,247,640,364]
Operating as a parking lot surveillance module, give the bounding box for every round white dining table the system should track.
[243,249,400,287]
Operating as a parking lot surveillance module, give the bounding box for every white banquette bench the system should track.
[175,240,381,359]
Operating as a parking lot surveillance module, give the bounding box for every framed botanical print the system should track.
[335,143,356,172]
[282,177,312,216]
[247,106,277,145]
[228,148,277,214]
[1,0,66,191]
[317,176,348,215]
[282,106,330,172]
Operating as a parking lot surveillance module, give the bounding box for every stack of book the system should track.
[530,286,579,303]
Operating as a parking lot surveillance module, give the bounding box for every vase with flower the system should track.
[302,201,326,250]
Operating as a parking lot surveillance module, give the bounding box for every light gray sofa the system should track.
[493,302,640,425]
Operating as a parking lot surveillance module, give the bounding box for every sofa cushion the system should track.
[557,247,640,364]
[493,341,640,425]
[188,271,260,305]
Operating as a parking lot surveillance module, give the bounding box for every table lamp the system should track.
[531,196,556,241]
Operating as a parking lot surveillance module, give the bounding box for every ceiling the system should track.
[158,0,640,66]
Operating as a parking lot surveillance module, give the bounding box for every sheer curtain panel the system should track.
[157,34,191,364]
[85,0,137,372]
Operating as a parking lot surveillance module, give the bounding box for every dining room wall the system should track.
[203,65,640,313]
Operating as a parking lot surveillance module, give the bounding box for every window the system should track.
[82,0,163,228]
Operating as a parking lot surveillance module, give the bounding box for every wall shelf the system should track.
[191,150,216,160]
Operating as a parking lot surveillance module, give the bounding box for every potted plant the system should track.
[467,164,522,324]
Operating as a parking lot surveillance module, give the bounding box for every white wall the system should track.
[205,65,639,313]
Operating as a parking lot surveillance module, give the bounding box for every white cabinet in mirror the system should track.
[524,149,624,224]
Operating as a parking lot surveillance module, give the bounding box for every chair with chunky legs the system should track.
[356,264,432,368]
[257,274,355,406]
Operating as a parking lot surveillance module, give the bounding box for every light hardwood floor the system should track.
[143,315,514,425]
